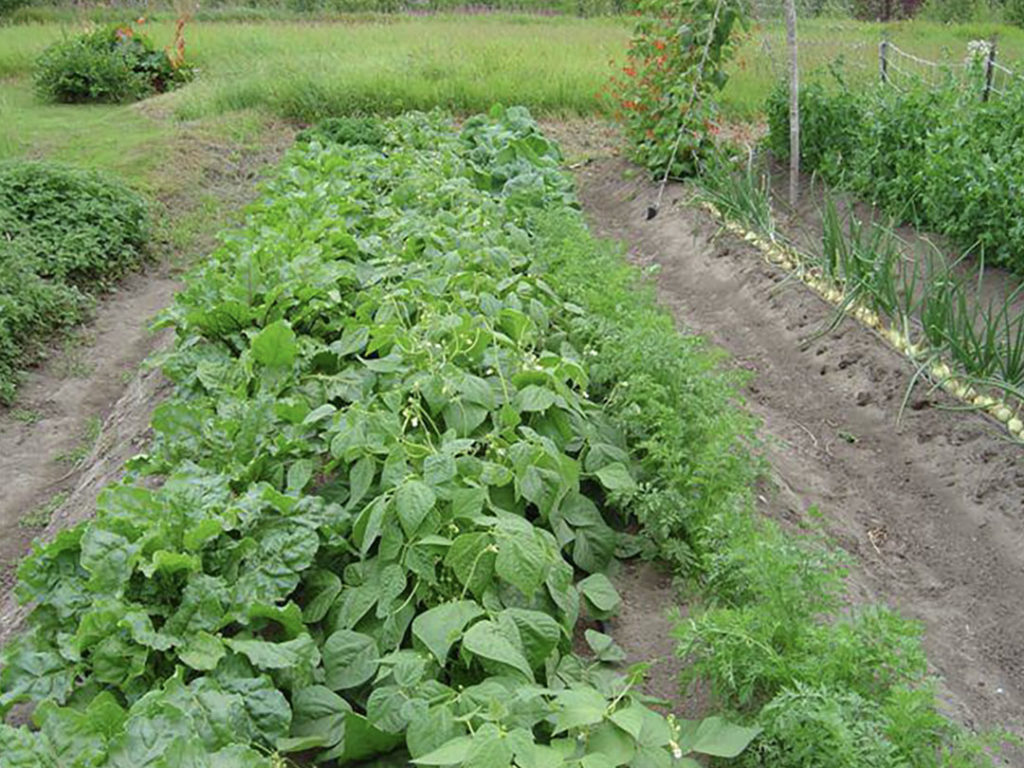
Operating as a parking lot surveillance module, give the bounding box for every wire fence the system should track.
[745,0,1024,202]
[749,0,1023,91]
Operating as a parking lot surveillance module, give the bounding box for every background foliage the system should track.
[0,160,149,403]
[767,72,1024,275]
[33,23,193,103]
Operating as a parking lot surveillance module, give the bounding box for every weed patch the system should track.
[0,161,149,403]
[18,491,68,529]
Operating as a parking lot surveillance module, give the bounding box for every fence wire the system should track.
[743,0,1023,203]
[748,0,1022,95]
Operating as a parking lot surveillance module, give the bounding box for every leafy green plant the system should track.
[0,107,760,767]
[296,115,385,146]
[767,69,1024,276]
[34,23,194,104]
[606,0,748,177]
[0,160,149,403]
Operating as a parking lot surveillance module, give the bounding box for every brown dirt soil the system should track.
[0,125,293,645]
[571,152,1024,737]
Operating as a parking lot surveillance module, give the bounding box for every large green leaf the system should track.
[395,479,436,537]
[551,688,608,734]
[224,635,320,672]
[251,320,297,369]
[445,532,496,599]
[411,601,484,665]
[461,620,534,681]
[279,686,351,752]
[178,632,225,672]
[502,609,560,670]
[680,716,761,758]
[578,574,621,619]
[593,462,637,493]
[323,630,379,690]
[494,533,546,599]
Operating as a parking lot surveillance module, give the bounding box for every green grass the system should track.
[5,14,1024,131]
[19,490,68,529]
[725,17,1024,118]
[0,16,629,122]
[0,79,176,187]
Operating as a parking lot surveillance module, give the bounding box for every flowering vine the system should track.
[606,0,748,177]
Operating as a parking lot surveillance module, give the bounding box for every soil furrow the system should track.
[575,156,1024,735]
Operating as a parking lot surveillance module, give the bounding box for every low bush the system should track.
[0,0,30,18]
[0,161,149,402]
[34,23,194,103]
[767,72,1024,276]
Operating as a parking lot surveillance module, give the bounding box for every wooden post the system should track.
[879,38,889,84]
[786,0,799,207]
[982,37,997,102]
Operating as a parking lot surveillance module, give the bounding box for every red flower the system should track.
[624,66,637,77]
[654,40,666,51]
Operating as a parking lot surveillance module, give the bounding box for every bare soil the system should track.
[572,153,1024,736]
[0,125,293,644]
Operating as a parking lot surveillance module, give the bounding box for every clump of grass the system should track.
[55,416,102,466]
[9,407,41,424]
[19,491,68,529]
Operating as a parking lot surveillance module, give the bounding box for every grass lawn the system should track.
[728,16,1024,118]
[4,12,1024,181]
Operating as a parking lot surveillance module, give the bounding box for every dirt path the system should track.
[575,156,1024,735]
[0,269,177,596]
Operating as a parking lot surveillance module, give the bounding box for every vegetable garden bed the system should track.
[0,106,1006,767]
[0,108,760,766]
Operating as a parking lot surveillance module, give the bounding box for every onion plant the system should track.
[695,154,1024,428]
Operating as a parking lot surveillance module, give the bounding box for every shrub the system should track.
[0,0,30,18]
[33,24,194,104]
[0,161,149,402]
[0,160,149,283]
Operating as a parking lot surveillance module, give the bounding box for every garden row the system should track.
[0,108,1005,766]
[0,161,149,403]
[699,157,1024,434]
[0,108,759,766]
[767,71,1024,276]
[694,68,1024,425]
